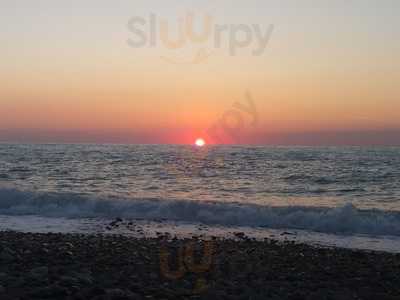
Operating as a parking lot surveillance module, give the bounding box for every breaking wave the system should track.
[1,187,400,236]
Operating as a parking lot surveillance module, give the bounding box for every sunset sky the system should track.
[1,0,399,145]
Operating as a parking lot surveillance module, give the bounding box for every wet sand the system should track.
[0,231,399,299]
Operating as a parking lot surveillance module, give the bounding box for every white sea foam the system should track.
[1,187,400,237]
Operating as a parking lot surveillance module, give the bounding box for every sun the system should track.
[195,138,206,147]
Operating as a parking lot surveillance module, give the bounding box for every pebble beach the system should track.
[1,231,400,299]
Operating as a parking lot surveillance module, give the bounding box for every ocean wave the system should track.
[1,188,400,236]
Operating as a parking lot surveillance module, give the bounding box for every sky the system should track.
[1,0,399,145]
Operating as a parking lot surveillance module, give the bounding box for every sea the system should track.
[1,143,400,253]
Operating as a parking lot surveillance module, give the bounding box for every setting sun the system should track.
[195,138,206,147]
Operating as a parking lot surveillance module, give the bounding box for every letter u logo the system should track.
[160,17,186,49]
[184,241,214,273]
[186,13,213,43]
[159,244,186,280]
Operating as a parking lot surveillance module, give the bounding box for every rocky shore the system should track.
[0,230,400,299]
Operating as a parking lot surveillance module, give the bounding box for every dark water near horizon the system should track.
[1,144,400,238]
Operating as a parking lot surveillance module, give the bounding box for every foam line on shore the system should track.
[1,187,400,236]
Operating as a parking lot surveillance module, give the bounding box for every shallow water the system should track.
[1,215,400,254]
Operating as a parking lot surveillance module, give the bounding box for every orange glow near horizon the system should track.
[1,1,399,145]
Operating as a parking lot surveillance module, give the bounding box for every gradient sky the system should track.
[1,0,399,145]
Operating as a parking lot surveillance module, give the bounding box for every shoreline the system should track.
[0,231,399,299]
[2,214,400,254]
